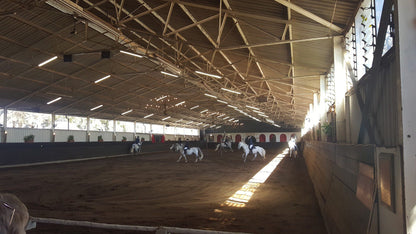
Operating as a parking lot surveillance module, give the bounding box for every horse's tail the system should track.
[198,147,204,160]
[130,145,134,153]
[214,144,220,151]
[261,148,266,158]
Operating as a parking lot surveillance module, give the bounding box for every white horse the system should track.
[170,143,204,163]
[214,141,233,152]
[0,193,30,234]
[130,142,142,155]
[237,141,266,163]
[288,138,298,158]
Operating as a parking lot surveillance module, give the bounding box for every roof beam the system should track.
[273,0,343,33]
[166,13,219,36]
[219,36,337,51]
[162,0,290,25]
[118,2,170,24]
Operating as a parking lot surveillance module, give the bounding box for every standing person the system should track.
[0,193,30,234]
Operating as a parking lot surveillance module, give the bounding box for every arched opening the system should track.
[270,134,276,142]
[235,134,241,142]
[217,135,223,143]
[259,134,266,142]
[280,134,287,142]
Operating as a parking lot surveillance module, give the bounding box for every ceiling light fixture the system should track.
[200,109,208,113]
[90,104,103,111]
[46,97,62,105]
[156,95,167,101]
[143,113,154,119]
[120,50,143,58]
[175,119,183,122]
[121,109,133,115]
[94,75,111,84]
[162,116,171,121]
[221,88,241,95]
[38,56,58,67]
[175,101,185,106]
[204,93,217,98]
[190,105,199,110]
[246,105,260,110]
[227,105,237,109]
[217,100,228,104]
[196,70,222,79]
[161,71,178,77]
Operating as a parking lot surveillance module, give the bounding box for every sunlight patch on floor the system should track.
[223,148,289,207]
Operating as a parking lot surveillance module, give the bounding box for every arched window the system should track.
[235,134,241,142]
[270,134,276,142]
[280,134,287,142]
[217,135,223,143]
[259,134,266,142]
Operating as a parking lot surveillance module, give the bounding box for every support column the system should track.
[1,108,6,143]
[87,117,90,142]
[319,75,326,122]
[51,114,55,142]
[397,0,416,232]
[333,37,347,143]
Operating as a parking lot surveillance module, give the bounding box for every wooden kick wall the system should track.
[303,141,377,234]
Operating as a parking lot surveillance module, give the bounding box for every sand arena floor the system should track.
[0,144,326,234]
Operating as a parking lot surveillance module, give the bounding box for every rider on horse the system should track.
[183,139,190,154]
[245,135,255,153]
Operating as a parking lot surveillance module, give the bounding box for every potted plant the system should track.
[98,135,103,142]
[67,135,74,143]
[24,134,34,143]
[122,136,127,142]
[321,122,333,142]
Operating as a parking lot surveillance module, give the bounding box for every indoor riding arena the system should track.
[0,143,325,234]
[0,0,415,234]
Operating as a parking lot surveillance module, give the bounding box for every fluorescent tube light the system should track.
[156,95,167,101]
[161,71,178,77]
[47,97,62,105]
[227,105,237,109]
[246,105,260,110]
[144,113,154,118]
[221,88,241,95]
[162,116,171,121]
[90,104,103,111]
[190,105,199,110]
[217,100,228,104]
[266,119,274,123]
[38,56,58,67]
[121,109,133,115]
[94,75,111,83]
[196,70,222,79]
[200,109,208,113]
[175,119,183,122]
[120,50,143,58]
[204,93,217,98]
[175,101,185,106]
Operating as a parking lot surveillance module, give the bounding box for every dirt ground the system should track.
[0,145,327,234]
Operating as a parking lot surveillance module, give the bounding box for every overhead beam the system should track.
[166,14,219,36]
[219,36,338,51]
[119,2,170,24]
[162,0,289,24]
[273,0,343,33]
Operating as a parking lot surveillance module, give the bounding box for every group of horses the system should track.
[130,138,298,163]
[169,141,266,163]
